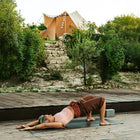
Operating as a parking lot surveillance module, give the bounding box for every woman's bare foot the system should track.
[100,120,111,126]
[86,117,95,122]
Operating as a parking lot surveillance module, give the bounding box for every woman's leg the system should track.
[99,101,111,125]
[79,95,111,125]
[86,111,95,121]
[79,96,105,116]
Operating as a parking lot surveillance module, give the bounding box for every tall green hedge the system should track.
[0,0,45,80]
[0,0,22,79]
[98,35,124,83]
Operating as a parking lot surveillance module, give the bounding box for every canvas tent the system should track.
[40,11,86,40]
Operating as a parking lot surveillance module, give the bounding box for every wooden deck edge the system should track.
[0,101,140,121]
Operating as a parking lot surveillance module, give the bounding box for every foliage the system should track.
[0,0,45,80]
[29,23,47,31]
[98,14,140,72]
[98,35,125,83]
[0,0,23,79]
[86,74,94,86]
[37,24,47,31]
[64,22,101,66]
[65,22,125,84]
[113,14,140,41]
[17,27,45,80]
[122,41,140,71]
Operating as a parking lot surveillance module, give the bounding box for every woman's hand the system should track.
[16,125,27,129]
[19,126,33,131]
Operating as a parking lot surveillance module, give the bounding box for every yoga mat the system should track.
[29,118,123,133]
[65,118,123,129]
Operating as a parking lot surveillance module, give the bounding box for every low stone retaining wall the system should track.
[1,101,140,121]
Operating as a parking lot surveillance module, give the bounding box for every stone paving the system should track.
[0,111,140,140]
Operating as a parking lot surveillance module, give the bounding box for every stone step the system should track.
[45,41,57,44]
[45,58,70,64]
[44,40,70,70]
[47,64,67,69]
[45,54,69,58]
[45,50,65,54]
[45,47,64,50]
[45,41,64,48]
[46,56,69,60]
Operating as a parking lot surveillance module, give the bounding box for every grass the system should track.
[55,89,61,92]
[29,89,39,92]
[60,87,65,89]
[15,90,22,93]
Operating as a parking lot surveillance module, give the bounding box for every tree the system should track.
[65,22,100,66]
[17,27,45,80]
[0,0,23,79]
[29,23,47,31]
[0,0,45,80]
[64,22,99,85]
[98,14,140,72]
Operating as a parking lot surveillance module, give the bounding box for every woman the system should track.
[16,95,111,131]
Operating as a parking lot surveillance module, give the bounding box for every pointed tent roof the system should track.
[43,11,86,28]
[69,11,86,28]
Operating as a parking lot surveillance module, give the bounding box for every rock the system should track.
[74,65,84,71]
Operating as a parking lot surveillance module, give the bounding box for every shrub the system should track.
[98,35,124,83]
[122,41,140,71]
[0,0,23,79]
[17,27,45,80]
[44,70,63,81]
[0,1,45,80]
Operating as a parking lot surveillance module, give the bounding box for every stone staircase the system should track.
[44,41,71,69]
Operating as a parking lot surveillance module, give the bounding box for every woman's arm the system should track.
[19,122,64,131]
[16,120,39,129]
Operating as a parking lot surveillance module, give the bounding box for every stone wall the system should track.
[44,41,71,69]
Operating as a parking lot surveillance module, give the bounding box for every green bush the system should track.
[86,75,94,86]
[64,22,100,65]
[122,41,140,71]
[17,27,45,80]
[98,35,124,83]
[99,15,140,72]
[0,0,45,80]
[0,0,23,79]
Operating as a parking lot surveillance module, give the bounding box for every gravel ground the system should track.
[0,111,140,140]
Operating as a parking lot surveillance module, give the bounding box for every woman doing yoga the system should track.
[16,95,111,131]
